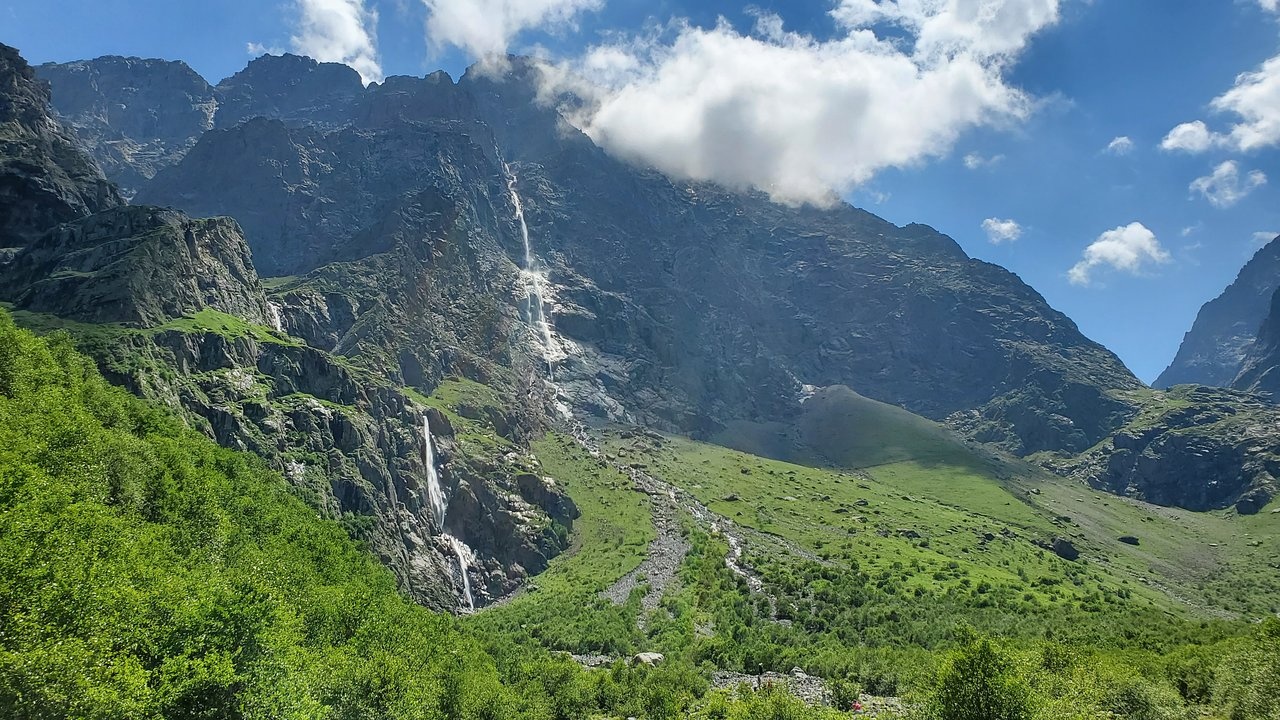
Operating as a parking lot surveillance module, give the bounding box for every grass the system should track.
[154,308,300,346]
[466,432,656,655]
[521,434,654,596]
[606,431,1168,612]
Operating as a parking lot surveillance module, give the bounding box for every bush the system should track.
[927,635,1031,720]
[1214,618,1280,720]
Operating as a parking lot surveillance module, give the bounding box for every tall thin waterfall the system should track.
[443,533,476,610]
[422,415,447,526]
[503,163,558,371]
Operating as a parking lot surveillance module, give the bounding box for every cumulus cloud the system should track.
[1260,0,1278,12]
[1252,231,1279,244]
[1160,120,1218,153]
[289,0,383,84]
[1189,161,1267,208]
[537,0,1062,205]
[1105,135,1133,155]
[423,0,602,58]
[982,217,1022,243]
[1068,222,1170,286]
[1162,53,1280,153]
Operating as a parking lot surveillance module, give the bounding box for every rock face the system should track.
[1156,236,1280,389]
[1,206,267,326]
[0,43,119,250]
[213,54,364,131]
[1233,287,1280,396]
[1048,386,1280,513]
[36,56,216,199]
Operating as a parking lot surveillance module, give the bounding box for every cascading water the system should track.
[266,301,284,333]
[443,533,477,610]
[422,415,448,526]
[503,163,560,373]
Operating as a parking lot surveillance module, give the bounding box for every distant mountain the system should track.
[1156,236,1280,389]
[36,55,216,199]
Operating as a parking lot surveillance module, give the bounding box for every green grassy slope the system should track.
[0,310,758,720]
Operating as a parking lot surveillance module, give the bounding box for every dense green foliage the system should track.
[926,635,1030,720]
[0,311,515,716]
[0,311,889,719]
[3,309,1279,719]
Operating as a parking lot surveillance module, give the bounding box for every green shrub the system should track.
[927,635,1031,720]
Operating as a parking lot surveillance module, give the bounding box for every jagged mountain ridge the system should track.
[36,55,216,199]
[0,44,577,610]
[1156,236,1280,389]
[121,55,1142,454]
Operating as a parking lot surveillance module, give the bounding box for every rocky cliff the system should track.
[0,44,118,250]
[1,206,267,326]
[1233,286,1280,396]
[1048,386,1280,514]
[1156,236,1280,389]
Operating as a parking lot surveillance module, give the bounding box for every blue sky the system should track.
[5,0,1280,382]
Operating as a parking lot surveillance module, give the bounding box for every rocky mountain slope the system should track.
[36,55,216,199]
[0,44,118,251]
[16,45,1280,587]
[1156,236,1280,389]
[1234,286,1280,395]
[128,56,1143,455]
[0,43,576,611]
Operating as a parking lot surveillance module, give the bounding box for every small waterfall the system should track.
[423,415,447,526]
[503,163,559,373]
[443,533,476,610]
[266,301,284,333]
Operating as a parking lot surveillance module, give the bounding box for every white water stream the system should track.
[503,163,564,374]
[422,415,447,526]
[443,533,477,610]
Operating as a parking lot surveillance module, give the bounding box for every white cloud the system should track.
[246,41,285,56]
[1162,53,1280,154]
[538,0,1062,205]
[1068,222,1170,286]
[963,152,1004,169]
[982,217,1022,243]
[423,0,602,58]
[288,0,383,84]
[1160,120,1219,153]
[1104,135,1133,155]
[1259,0,1278,12]
[1212,54,1280,152]
[1189,160,1266,208]
[1253,230,1279,244]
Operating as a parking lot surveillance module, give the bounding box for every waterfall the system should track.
[266,301,284,333]
[503,163,558,373]
[423,415,447,526]
[443,533,476,610]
